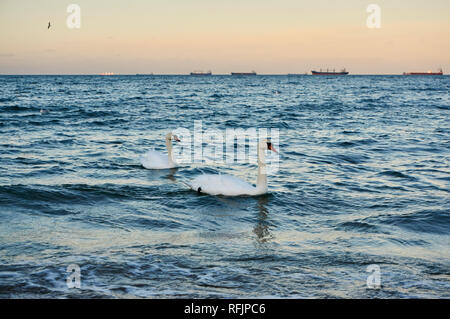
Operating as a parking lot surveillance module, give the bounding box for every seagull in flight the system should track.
[48,22,51,29]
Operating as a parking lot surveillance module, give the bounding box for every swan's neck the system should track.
[166,138,175,166]
[255,146,268,194]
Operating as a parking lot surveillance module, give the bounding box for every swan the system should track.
[140,132,181,169]
[187,140,277,196]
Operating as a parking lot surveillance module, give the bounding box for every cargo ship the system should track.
[190,71,212,76]
[403,68,443,76]
[231,71,257,76]
[311,68,348,75]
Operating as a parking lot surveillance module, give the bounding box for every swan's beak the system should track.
[173,136,181,142]
[268,144,278,153]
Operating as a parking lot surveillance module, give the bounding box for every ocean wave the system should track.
[0,97,15,103]
[364,209,450,235]
[0,183,156,206]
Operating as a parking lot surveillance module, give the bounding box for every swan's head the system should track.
[259,139,277,153]
[166,132,181,142]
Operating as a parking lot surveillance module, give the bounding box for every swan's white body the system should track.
[187,140,275,196]
[140,133,179,169]
[188,174,266,196]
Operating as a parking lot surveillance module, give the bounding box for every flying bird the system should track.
[48,22,51,29]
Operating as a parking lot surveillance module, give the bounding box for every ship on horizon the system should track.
[311,68,349,75]
[190,70,212,76]
[231,71,257,76]
[403,68,443,76]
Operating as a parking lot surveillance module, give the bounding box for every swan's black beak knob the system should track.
[267,142,278,153]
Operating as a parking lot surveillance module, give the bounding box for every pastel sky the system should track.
[1,0,449,74]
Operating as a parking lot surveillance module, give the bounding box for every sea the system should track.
[0,74,449,298]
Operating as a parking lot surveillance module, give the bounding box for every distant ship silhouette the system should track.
[403,68,443,75]
[311,68,349,75]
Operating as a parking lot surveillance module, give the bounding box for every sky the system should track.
[0,0,449,74]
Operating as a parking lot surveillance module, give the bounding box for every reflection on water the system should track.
[143,167,178,181]
[166,168,177,182]
[254,195,274,244]
[194,195,274,244]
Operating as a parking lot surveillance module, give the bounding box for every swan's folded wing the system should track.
[189,174,256,196]
[140,150,170,169]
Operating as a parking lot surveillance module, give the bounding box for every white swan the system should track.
[187,140,277,196]
[140,132,181,169]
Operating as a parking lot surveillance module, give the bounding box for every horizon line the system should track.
[0,73,446,76]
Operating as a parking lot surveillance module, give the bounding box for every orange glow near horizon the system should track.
[0,0,449,74]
